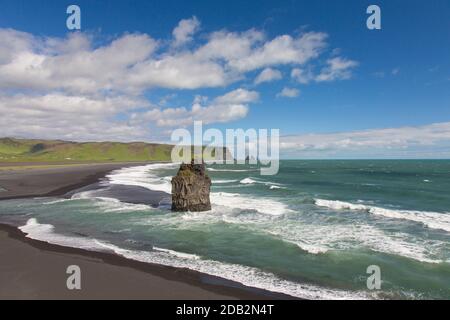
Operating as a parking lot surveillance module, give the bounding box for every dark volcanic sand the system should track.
[0,162,150,200]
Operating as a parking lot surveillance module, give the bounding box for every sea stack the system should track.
[171,160,211,212]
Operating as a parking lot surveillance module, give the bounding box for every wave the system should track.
[267,231,329,254]
[153,246,201,260]
[19,218,110,251]
[18,218,373,300]
[42,199,72,205]
[268,222,447,264]
[240,178,258,184]
[211,192,292,216]
[239,177,285,189]
[106,163,178,194]
[213,179,238,184]
[315,199,450,233]
[207,168,256,172]
[71,190,152,213]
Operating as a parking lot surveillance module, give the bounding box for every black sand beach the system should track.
[0,162,294,300]
[0,162,150,200]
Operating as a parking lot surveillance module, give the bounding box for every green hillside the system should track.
[0,137,174,162]
[0,138,233,163]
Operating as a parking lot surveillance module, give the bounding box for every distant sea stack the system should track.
[171,160,211,212]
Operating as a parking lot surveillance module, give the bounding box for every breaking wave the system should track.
[315,199,450,233]
[18,218,373,300]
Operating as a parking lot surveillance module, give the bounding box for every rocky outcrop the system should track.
[171,160,211,212]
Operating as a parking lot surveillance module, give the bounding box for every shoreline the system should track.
[0,161,154,200]
[0,223,295,300]
[0,162,296,300]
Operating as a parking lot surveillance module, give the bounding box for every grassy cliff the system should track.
[0,137,173,162]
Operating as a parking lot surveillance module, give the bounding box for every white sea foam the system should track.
[270,185,285,190]
[18,218,372,300]
[268,222,447,263]
[240,178,258,184]
[42,199,72,205]
[106,163,178,193]
[153,246,201,260]
[213,179,238,184]
[239,177,284,189]
[19,218,109,251]
[268,232,329,254]
[315,199,450,233]
[207,168,256,172]
[211,192,291,216]
[71,190,152,212]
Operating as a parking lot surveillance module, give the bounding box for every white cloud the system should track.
[127,53,229,90]
[280,122,450,158]
[172,16,201,47]
[0,20,357,141]
[291,57,358,84]
[0,31,158,94]
[0,93,147,115]
[213,88,259,104]
[277,87,300,98]
[315,57,358,82]
[228,32,327,72]
[132,88,259,128]
[291,67,314,84]
[254,68,282,84]
[0,26,353,94]
[0,93,148,141]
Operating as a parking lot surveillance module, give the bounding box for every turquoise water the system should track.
[0,160,449,299]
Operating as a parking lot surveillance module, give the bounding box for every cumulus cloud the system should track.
[131,88,259,128]
[0,20,357,141]
[172,16,201,47]
[0,26,353,94]
[213,88,259,104]
[291,57,358,84]
[291,67,314,84]
[277,87,300,98]
[0,31,158,94]
[254,68,282,84]
[228,32,327,72]
[0,93,148,141]
[280,122,450,158]
[315,57,358,82]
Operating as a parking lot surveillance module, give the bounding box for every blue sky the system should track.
[0,0,449,158]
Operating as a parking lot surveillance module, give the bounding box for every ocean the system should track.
[0,160,449,299]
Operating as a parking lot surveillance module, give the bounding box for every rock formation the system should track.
[171,160,211,212]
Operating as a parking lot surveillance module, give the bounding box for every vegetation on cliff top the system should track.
[0,137,173,162]
[0,137,232,163]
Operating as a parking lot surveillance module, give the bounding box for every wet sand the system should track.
[0,162,150,200]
